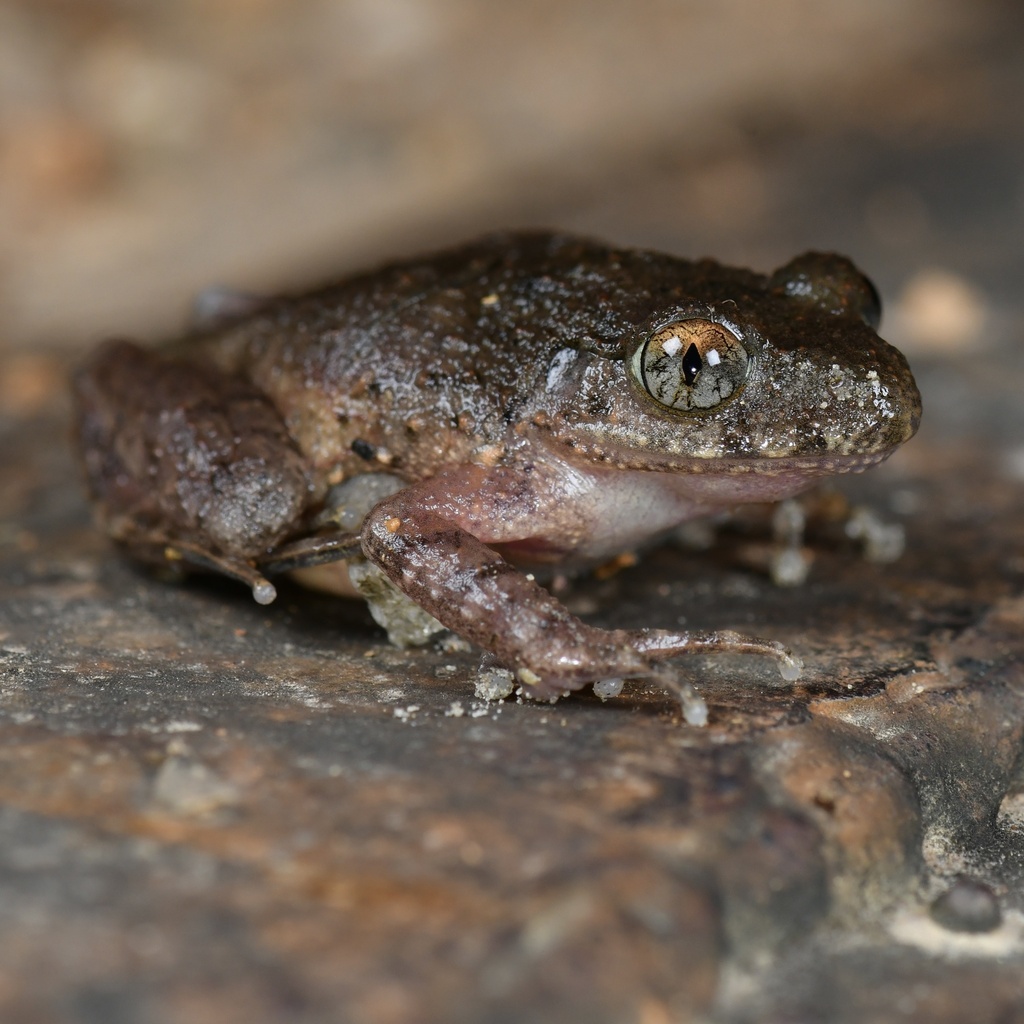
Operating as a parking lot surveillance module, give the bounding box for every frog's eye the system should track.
[630,319,749,412]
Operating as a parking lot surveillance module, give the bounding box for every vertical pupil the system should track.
[681,342,703,386]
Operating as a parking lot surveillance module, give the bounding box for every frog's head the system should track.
[539,252,922,480]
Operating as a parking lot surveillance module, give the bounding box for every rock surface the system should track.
[1,342,1023,1021]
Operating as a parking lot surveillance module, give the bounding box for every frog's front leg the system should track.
[361,462,801,709]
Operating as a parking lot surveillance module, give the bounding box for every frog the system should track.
[73,230,921,720]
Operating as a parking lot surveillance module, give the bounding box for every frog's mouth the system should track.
[672,450,891,475]
[553,440,895,480]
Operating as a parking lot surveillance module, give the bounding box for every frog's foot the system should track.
[647,668,709,726]
[588,671,708,726]
[629,627,803,682]
[114,526,278,605]
[256,530,363,575]
[844,505,906,564]
[636,628,801,725]
[769,498,813,587]
[508,664,709,726]
[770,492,906,576]
[512,629,800,726]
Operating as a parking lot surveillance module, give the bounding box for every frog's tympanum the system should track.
[75,232,921,718]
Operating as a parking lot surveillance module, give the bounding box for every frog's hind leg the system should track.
[105,523,363,607]
[113,525,280,605]
[74,339,314,598]
[139,528,365,604]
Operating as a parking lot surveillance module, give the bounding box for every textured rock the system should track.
[2,340,1023,1021]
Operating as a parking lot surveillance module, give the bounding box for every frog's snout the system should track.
[841,361,922,457]
[900,373,923,441]
[880,355,923,449]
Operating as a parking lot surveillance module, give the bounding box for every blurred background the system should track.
[0,0,1019,375]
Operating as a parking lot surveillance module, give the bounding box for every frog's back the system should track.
[189,231,760,480]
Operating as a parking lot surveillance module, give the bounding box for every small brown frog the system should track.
[74,232,920,720]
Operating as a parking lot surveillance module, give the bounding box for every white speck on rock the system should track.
[474,666,516,701]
